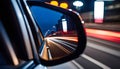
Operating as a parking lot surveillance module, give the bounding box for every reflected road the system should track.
[40,36,78,60]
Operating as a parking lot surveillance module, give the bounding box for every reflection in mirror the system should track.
[30,6,78,61]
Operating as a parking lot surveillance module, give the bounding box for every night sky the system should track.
[30,6,62,35]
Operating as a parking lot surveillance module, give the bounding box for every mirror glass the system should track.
[30,6,78,60]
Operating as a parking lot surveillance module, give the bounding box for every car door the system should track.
[0,0,43,68]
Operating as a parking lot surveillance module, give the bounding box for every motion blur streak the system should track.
[86,28,120,44]
[50,39,76,50]
[46,37,78,42]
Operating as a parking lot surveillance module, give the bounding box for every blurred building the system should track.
[80,1,120,23]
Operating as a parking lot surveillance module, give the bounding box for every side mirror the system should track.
[27,1,86,66]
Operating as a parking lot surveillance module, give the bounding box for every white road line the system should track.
[87,42,120,57]
[48,48,53,60]
[82,54,111,69]
[40,42,46,57]
[72,60,84,69]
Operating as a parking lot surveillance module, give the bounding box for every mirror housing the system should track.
[26,0,86,66]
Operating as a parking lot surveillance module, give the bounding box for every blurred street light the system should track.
[73,1,83,7]
[60,2,68,9]
[50,0,58,6]
[73,1,83,10]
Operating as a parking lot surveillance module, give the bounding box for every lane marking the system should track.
[87,42,120,57]
[47,48,53,60]
[72,60,84,69]
[40,42,46,57]
[82,54,111,69]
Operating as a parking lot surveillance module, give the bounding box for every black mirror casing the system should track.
[25,0,86,66]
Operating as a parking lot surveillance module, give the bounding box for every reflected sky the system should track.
[30,6,62,35]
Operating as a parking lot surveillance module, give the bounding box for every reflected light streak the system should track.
[48,39,71,54]
[45,37,78,42]
[50,38,76,50]
[53,39,77,47]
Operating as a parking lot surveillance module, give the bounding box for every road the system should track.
[74,37,120,69]
[47,29,120,69]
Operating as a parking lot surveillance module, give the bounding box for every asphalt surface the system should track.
[74,37,120,69]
